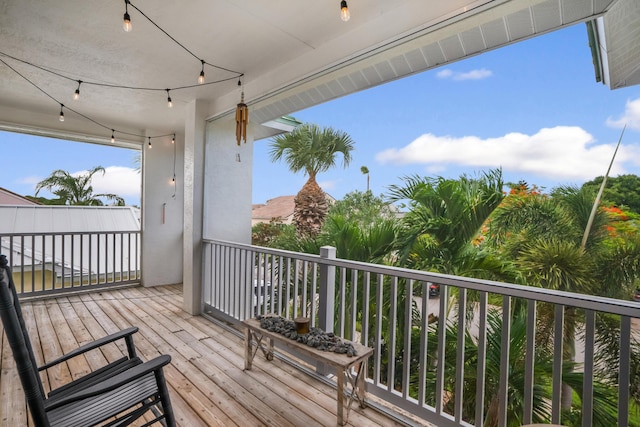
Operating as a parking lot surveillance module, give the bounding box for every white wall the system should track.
[141,131,184,287]
[203,118,253,244]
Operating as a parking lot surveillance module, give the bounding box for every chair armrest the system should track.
[45,354,171,411]
[39,326,139,371]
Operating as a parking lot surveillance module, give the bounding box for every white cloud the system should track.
[436,68,492,81]
[606,98,640,131]
[77,166,141,198]
[376,126,640,181]
[318,179,338,191]
[17,175,41,185]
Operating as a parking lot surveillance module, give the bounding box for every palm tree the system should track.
[387,169,507,278]
[35,166,125,206]
[416,308,619,426]
[361,166,370,192]
[487,185,640,409]
[269,123,354,237]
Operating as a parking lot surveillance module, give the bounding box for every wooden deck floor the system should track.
[0,284,431,427]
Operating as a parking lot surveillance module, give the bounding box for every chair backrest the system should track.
[0,255,49,426]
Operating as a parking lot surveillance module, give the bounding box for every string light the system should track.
[172,133,175,144]
[59,104,64,122]
[148,136,152,149]
[123,0,132,32]
[166,89,173,108]
[111,129,115,143]
[340,1,350,21]
[73,80,82,100]
[198,60,205,84]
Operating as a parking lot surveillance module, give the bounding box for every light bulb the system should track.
[73,80,81,100]
[198,60,205,84]
[167,96,173,108]
[148,137,152,149]
[340,1,350,21]
[59,105,64,122]
[111,130,115,143]
[172,134,175,144]
[123,12,132,31]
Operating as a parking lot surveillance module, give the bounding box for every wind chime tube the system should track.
[235,92,248,145]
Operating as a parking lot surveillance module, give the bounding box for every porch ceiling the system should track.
[0,0,631,146]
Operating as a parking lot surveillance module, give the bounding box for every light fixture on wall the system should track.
[340,1,350,21]
[123,0,132,32]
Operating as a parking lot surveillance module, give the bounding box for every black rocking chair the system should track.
[0,255,176,427]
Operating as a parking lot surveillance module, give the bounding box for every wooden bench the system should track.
[243,318,374,426]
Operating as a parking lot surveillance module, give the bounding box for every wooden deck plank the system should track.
[0,285,431,427]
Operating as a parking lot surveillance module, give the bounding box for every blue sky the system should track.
[2,23,640,206]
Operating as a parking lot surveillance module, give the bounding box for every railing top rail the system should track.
[1,230,140,237]
[207,239,640,318]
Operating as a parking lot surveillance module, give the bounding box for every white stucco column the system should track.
[183,99,208,314]
[141,131,184,289]
[203,118,253,243]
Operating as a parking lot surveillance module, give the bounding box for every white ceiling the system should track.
[0,0,634,147]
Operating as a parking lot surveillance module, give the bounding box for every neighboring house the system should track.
[252,196,296,226]
[252,194,336,226]
[0,187,39,205]
[0,205,140,291]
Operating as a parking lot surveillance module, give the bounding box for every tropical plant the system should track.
[327,190,396,227]
[269,123,354,237]
[486,184,640,409]
[413,308,620,426]
[582,174,640,214]
[361,166,370,192]
[387,169,509,280]
[35,166,125,206]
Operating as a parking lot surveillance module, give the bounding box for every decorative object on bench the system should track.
[0,254,176,427]
[258,315,358,356]
[243,316,373,425]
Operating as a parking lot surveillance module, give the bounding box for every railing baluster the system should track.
[619,315,631,427]
[475,290,488,426]
[523,299,537,424]
[454,287,467,423]
[388,276,398,392]
[582,309,595,427]
[435,284,448,414]
[402,279,413,400]
[374,273,384,387]
[551,304,564,425]
[418,282,428,408]
[498,295,511,427]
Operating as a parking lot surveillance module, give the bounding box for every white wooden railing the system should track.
[203,239,640,427]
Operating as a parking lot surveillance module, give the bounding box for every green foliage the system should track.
[251,218,291,247]
[582,174,640,214]
[327,190,397,226]
[269,123,354,178]
[387,168,506,276]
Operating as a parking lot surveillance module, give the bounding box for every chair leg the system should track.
[154,369,176,427]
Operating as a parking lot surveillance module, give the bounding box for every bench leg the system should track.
[244,328,275,371]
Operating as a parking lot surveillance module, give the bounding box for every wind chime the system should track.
[235,90,248,145]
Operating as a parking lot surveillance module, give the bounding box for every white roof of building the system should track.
[0,205,140,234]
